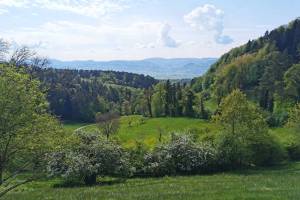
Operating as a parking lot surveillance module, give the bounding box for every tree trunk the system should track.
[147,99,152,117]
[84,174,97,185]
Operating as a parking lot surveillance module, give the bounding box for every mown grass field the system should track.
[3,162,300,200]
[63,116,218,148]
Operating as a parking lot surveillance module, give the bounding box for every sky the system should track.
[0,0,300,61]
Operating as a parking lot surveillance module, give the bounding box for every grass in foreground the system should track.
[3,162,300,200]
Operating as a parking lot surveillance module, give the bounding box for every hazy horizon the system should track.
[50,56,218,62]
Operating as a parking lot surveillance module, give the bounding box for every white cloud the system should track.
[0,0,128,18]
[184,4,233,44]
[0,0,29,8]
[0,8,8,15]
[1,20,166,59]
[159,23,180,48]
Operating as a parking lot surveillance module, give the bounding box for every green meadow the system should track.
[63,115,297,149]
[63,116,218,148]
[4,162,300,200]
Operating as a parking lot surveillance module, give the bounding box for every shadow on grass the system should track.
[226,161,300,176]
[52,161,300,188]
[53,178,127,188]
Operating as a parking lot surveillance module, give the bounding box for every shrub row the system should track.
[48,129,297,184]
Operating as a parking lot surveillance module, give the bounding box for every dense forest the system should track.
[191,18,300,126]
[29,66,205,122]
[28,67,158,122]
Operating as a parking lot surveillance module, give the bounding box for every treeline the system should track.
[143,80,208,118]
[191,18,300,126]
[29,67,158,122]
[29,67,209,122]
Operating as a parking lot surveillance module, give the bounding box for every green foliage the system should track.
[284,64,300,102]
[213,90,268,136]
[286,103,300,130]
[214,90,286,167]
[151,83,165,117]
[0,64,63,196]
[150,81,199,118]
[127,141,148,175]
[191,18,300,116]
[29,67,157,122]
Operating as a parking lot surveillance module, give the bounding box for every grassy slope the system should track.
[63,116,217,148]
[63,116,297,147]
[63,122,90,132]
[4,162,300,200]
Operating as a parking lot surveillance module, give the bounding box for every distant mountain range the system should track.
[49,57,217,79]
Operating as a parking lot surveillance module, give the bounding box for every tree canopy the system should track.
[0,64,62,197]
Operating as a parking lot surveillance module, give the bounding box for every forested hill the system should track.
[192,18,300,125]
[29,67,158,122]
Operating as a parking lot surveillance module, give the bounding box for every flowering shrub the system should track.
[143,135,217,176]
[47,132,132,185]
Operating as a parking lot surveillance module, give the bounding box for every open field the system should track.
[3,162,300,200]
[63,122,90,132]
[63,116,297,148]
[63,116,217,147]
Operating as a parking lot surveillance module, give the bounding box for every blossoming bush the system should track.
[142,135,217,176]
[47,132,132,185]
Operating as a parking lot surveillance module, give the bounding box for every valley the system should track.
[1,3,300,199]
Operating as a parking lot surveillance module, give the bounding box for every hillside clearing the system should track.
[63,116,217,147]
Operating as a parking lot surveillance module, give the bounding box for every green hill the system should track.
[192,18,300,126]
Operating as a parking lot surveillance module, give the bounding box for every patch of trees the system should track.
[142,80,209,119]
[28,67,157,122]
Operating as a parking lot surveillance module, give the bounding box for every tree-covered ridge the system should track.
[192,18,300,125]
[208,18,300,73]
[29,67,158,122]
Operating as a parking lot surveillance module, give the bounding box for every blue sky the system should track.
[0,0,299,60]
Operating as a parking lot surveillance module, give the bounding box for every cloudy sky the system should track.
[0,0,299,60]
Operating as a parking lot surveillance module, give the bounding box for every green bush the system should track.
[248,134,287,166]
[127,141,148,175]
[266,112,289,127]
[285,140,300,160]
[215,132,287,169]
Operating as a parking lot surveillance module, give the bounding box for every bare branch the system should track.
[30,56,50,68]
[10,46,36,67]
[95,113,120,139]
